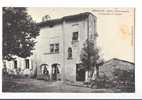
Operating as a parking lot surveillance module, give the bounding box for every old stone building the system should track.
[99,58,135,80]
[4,12,97,82]
[32,12,97,82]
[3,56,32,76]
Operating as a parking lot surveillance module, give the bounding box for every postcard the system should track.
[2,7,135,93]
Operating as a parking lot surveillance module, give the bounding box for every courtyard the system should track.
[3,76,116,93]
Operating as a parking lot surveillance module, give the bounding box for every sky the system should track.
[27,7,134,63]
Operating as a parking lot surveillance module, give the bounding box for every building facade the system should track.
[4,12,97,82]
[3,56,32,76]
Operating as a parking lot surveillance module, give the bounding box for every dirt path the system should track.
[2,78,114,92]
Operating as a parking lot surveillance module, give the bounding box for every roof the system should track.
[38,12,95,28]
[104,58,134,65]
[99,58,135,80]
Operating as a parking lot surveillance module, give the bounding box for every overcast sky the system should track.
[27,7,134,62]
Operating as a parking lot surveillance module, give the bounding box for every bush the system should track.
[112,69,135,92]
[90,72,111,89]
[37,74,50,81]
[2,67,8,76]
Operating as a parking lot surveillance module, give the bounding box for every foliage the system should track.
[80,38,104,78]
[112,69,135,92]
[3,7,40,60]
[89,72,110,89]
[2,67,8,76]
[37,74,50,81]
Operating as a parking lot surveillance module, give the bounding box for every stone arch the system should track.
[40,64,49,75]
[51,63,61,81]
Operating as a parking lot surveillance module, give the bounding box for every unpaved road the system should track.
[3,78,115,92]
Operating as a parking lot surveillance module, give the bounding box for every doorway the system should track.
[51,63,60,81]
[76,64,85,81]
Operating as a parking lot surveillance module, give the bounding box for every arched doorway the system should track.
[38,64,50,80]
[40,64,49,75]
[51,63,60,81]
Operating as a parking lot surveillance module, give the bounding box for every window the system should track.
[25,59,29,69]
[50,43,59,53]
[50,44,54,53]
[55,43,59,53]
[14,60,17,69]
[72,32,78,41]
[67,47,72,59]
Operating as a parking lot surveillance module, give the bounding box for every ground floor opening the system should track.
[51,63,60,81]
[76,63,85,81]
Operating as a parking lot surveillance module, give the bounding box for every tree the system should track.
[80,37,104,81]
[3,7,40,60]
